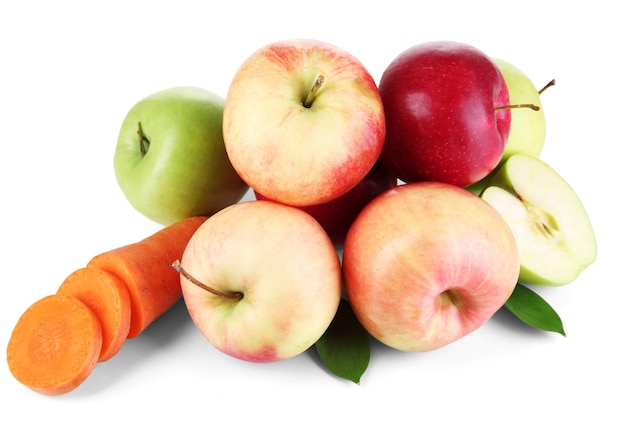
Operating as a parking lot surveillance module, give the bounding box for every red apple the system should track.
[378,40,512,187]
[343,182,520,352]
[254,161,397,246]
[223,38,386,207]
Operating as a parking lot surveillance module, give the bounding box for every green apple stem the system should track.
[538,79,556,95]
[303,74,325,108]
[171,260,244,301]
[495,103,540,112]
[137,122,150,157]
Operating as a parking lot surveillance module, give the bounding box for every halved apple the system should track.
[481,154,597,286]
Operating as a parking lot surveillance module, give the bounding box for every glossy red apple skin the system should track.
[378,40,511,187]
[255,161,397,246]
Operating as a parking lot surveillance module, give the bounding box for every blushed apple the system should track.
[343,182,520,352]
[254,161,397,246]
[481,154,597,286]
[114,86,249,225]
[174,200,342,363]
[223,39,386,207]
[378,41,511,187]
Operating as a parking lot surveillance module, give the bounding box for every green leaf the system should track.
[504,283,566,336]
[315,298,370,384]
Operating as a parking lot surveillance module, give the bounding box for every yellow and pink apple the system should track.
[343,182,520,352]
[223,38,386,207]
[175,200,342,363]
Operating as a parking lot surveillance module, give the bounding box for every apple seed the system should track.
[527,205,560,240]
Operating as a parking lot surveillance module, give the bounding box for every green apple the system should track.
[114,86,249,225]
[493,58,549,161]
[481,154,597,286]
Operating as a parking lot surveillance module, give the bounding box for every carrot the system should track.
[56,266,132,362]
[87,215,208,338]
[6,294,103,396]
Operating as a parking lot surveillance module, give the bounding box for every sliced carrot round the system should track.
[6,294,102,396]
[56,266,132,362]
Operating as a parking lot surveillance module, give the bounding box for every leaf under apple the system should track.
[503,283,566,336]
[315,298,370,384]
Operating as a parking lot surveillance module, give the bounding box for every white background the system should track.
[1,1,623,436]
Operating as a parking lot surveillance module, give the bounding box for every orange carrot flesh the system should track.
[87,215,208,338]
[56,266,132,362]
[6,294,103,396]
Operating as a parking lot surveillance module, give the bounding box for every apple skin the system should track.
[223,39,386,207]
[254,161,397,246]
[178,200,342,363]
[378,41,511,187]
[342,181,520,352]
[114,86,249,226]
[492,58,546,161]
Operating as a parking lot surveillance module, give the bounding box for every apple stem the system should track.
[495,103,540,112]
[137,122,150,157]
[538,79,556,95]
[171,260,244,301]
[303,74,325,108]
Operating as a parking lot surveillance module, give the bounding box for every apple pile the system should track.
[14,38,598,389]
[114,38,597,383]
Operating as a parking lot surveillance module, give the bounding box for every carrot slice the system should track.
[87,215,208,338]
[56,266,132,362]
[6,294,102,396]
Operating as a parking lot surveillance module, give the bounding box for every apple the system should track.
[223,38,386,207]
[481,154,597,286]
[174,200,342,363]
[493,58,552,161]
[254,160,397,246]
[342,181,520,352]
[378,40,512,187]
[114,86,249,226]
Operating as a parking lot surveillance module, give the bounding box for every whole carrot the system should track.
[87,215,208,338]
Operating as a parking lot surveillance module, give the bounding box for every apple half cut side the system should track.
[481,154,597,286]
